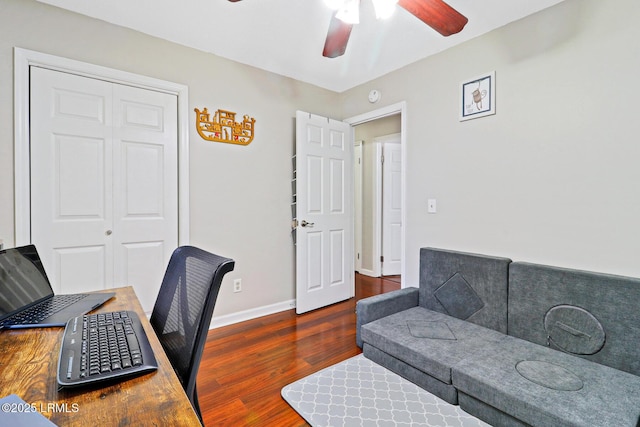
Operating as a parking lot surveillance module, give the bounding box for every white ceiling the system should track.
[37,0,565,92]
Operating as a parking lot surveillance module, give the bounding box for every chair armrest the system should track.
[356,287,419,348]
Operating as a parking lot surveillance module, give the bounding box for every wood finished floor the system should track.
[198,273,401,427]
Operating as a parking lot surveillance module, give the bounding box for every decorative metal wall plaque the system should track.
[194,107,256,145]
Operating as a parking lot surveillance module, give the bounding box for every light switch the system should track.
[427,199,437,213]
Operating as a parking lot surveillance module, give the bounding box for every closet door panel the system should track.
[30,67,178,308]
[30,67,113,293]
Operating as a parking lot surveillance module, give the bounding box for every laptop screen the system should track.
[0,245,54,320]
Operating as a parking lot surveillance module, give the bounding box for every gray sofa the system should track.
[356,248,640,427]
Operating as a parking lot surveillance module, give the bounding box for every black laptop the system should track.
[0,245,114,329]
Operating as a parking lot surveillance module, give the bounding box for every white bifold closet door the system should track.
[30,66,178,313]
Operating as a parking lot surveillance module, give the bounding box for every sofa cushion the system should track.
[419,248,511,333]
[514,360,583,391]
[543,304,606,355]
[355,287,419,348]
[433,273,484,320]
[508,262,640,376]
[407,320,456,340]
[452,335,640,427]
[361,307,506,384]
[363,343,459,405]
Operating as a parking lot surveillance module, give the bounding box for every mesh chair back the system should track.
[150,246,234,420]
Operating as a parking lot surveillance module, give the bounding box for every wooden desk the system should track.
[0,286,201,426]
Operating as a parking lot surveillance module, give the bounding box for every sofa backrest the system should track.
[508,262,640,376]
[419,248,511,333]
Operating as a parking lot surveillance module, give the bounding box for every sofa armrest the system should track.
[356,287,419,348]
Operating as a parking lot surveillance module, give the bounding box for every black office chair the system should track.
[150,246,235,424]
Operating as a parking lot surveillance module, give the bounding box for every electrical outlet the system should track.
[233,279,242,293]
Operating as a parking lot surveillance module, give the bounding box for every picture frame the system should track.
[460,71,495,121]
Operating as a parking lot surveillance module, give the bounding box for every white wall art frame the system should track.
[460,71,496,121]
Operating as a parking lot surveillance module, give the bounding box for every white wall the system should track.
[0,0,340,319]
[341,0,640,285]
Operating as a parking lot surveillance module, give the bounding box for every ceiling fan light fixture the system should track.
[335,0,360,24]
[372,0,398,20]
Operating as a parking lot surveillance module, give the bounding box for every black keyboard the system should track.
[4,294,86,325]
[57,310,157,388]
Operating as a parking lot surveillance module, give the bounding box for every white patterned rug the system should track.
[281,355,489,427]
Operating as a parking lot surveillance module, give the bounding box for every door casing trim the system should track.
[345,102,407,284]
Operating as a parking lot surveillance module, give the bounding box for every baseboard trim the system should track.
[358,269,379,278]
[209,299,297,329]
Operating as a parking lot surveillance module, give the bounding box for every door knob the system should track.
[105,230,113,236]
[300,220,315,228]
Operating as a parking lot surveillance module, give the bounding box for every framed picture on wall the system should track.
[460,71,495,121]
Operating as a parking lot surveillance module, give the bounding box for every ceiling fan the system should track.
[228,0,468,59]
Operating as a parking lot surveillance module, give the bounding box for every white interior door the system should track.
[30,67,178,312]
[295,111,354,314]
[381,140,402,276]
[112,84,178,312]
[31,67,114,294]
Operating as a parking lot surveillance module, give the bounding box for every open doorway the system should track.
[351,113,403,281]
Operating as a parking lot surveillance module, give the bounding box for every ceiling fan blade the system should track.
[323,12,353,58]
[398,0,468,36]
